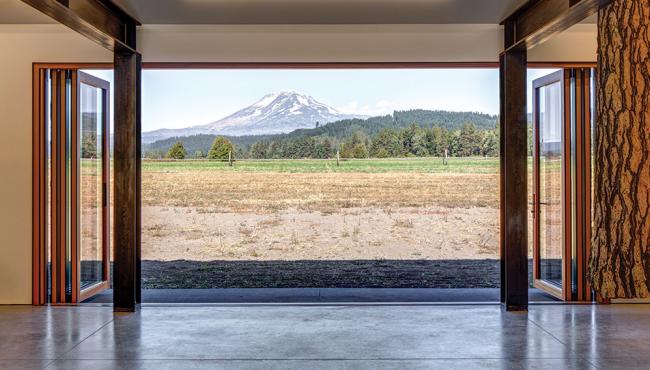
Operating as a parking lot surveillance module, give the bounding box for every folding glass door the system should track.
[77,72,111,300]
[33,68,111,304]
[533,71,566,299]
[531,68,593,301]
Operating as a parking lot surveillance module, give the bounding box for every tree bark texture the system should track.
[590,0,650,298]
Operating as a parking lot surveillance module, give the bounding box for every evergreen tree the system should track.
[269,141,282,159]
[413,135,430,157]
[400,123,429,156]
[314,138,333,159]
[295,137,316,158]
[455,122,483,156]
[340,131,368,158]
[250,140,270,159]
[481,129,499,157]
[400,123,417,156]
[370,128,401,157]
[207,136,235,160]
[166,141,187,159]
[351,143,369,158]
[234,146,246,159]
[425,126,450,157]
[448,131,461,157]
[322,138,334,158]
[339,143,353,158]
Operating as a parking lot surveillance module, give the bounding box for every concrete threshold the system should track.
[83,288,558,304]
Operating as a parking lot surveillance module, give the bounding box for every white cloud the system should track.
[339,100,396,117]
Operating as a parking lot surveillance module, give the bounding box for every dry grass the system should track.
[393,218,415,228]
[124,159,507,262]
[142,171,499,212]
[141,205,500,261]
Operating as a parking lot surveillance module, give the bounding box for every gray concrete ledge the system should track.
[84,288,558,304]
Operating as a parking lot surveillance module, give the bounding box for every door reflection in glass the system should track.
[79,82,104,289]
[538,81,563,287]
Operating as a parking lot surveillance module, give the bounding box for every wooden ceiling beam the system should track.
[501,0,609,51]
[21,0,139,52]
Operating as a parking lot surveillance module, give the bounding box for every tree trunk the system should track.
[590,0,650,298]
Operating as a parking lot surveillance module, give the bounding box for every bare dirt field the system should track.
[142,205,499,261]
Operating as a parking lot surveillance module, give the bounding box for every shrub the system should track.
[166,141,186,159]
[144,150,165,159]
[207,136,235,160]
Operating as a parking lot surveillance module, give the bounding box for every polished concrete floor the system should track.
[1,304,649,369]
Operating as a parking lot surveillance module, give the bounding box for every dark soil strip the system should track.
[141,259,504,289]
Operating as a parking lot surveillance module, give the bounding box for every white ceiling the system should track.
[0,0,528,25]
[1,0,595,26]
[111,0,529,24]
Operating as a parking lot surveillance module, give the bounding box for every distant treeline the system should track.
[248,123,498,159]
[144,109,509,160]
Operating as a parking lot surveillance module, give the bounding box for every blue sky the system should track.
[84,68,558,133]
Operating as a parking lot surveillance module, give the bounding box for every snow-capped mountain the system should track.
[142,91,363,143]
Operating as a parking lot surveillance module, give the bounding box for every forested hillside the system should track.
[144,134,278,159]
[143,109,499,159]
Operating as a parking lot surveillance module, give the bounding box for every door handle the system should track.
[103,182,107,208]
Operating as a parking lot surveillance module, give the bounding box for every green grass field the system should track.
[142,157,500,174]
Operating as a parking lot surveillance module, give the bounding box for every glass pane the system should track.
[79,82,104,289]
[46,71,52,301]
[538,81,563,287]
[66,74,73,298]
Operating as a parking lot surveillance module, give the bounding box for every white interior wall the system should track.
[0,22,595,304]
[0,25,111,304]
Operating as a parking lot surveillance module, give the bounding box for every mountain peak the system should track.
[253,90,311,108]
[213,90,351,135]
[253,90,336,112]
[142,91,365,143]
[259,90,308,100]
[272,89,303,96]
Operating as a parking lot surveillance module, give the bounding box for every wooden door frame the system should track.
[32,66,47,305]
[45,69,77,304]
[32,64,112,304]
[570,67,594,302]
